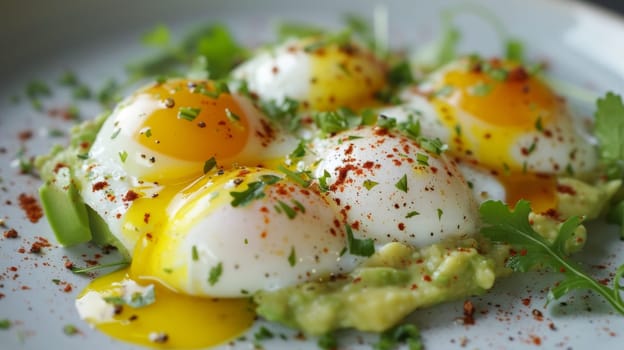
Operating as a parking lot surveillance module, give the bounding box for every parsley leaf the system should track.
[395,174,408,193]
[346,225,375,257]
[230,175,282,207]
[203,157,217,174]
[230,181,267,207]
[480,200,624,315]
[208,262,223,286]
[288,246,297,267]
[313,108,357,134]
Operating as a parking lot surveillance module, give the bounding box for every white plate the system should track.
[1,0,624,349]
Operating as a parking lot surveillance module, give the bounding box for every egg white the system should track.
[312,126,479,247]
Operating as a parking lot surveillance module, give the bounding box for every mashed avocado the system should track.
[254,177,621,335]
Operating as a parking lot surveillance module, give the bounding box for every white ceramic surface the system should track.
[1,0,623,349]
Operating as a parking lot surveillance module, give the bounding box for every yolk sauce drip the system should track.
[307,41,387,111]
[82,173,256,348]
[79,80,262,348]
[432,60,560,211]
[129,170,241,289]
[80,269,254,349]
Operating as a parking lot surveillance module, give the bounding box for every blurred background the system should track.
[586,0,624,13]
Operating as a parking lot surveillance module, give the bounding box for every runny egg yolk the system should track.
[307,41,387,111]
[136,80,249,162]
[498,173,558,213]
[431,59,562,212]
[438,60,560,128]
[112,79,250,183]
[80,269,254,349]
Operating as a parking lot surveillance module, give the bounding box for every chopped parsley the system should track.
[225,108,240,122]
[230,181,267,207]
[259,97,301,132]
[118,151,128,163]
[395,174,408,193]
[192,245,199,261]
[317,332,338,350]
[345,225,375,257]
[288,246,297,267]
[363,179,379,190]
[208,262,223,286]
[313,107,361,134]
[416,153,429,166]
[63,324,79,336]
[254,326,274,341]
[277,165,312,187]
[289,141,307,159]
[405,211,420,218]
[276,200,297,219]
[0,319,11,330]
[374,323,422,350]
[178,107,201,121]
[318,170,331,192]
[203,157,217,174]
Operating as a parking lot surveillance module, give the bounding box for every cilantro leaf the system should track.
[480,200,624,315]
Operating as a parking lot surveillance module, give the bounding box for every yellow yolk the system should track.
[498,173,558,213]
[118,79,250,164]
[308,42,386,111]
[430,60,563,212]
[80,269,254,349]
[432,60,563,173]
[440,63,560,128]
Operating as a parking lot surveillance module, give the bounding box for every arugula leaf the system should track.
[595,92,624,179]
[480,200,624,315]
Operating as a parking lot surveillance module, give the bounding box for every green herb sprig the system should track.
[480,200,624,315]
